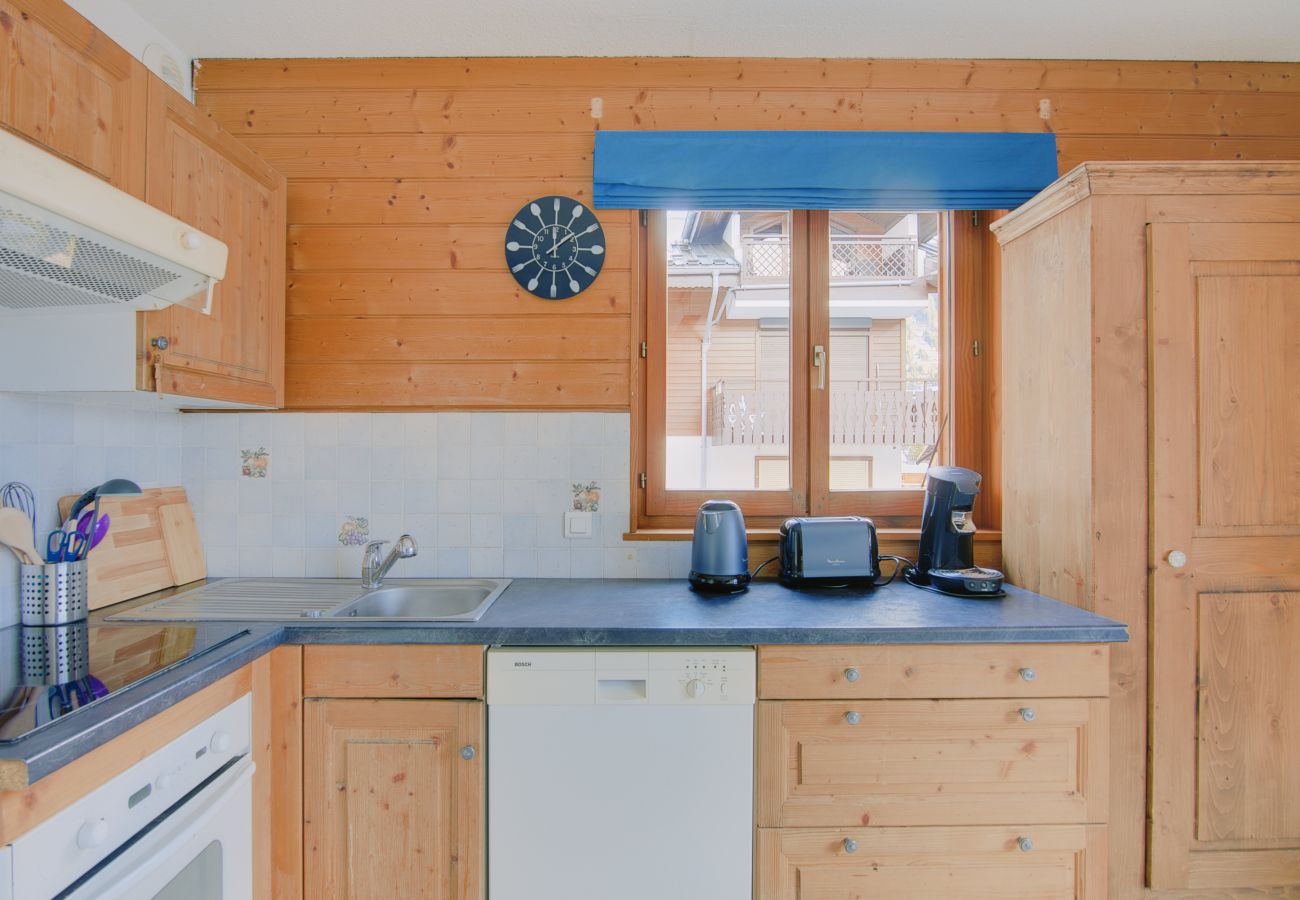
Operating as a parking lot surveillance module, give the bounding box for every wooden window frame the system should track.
[629,208,1000,535]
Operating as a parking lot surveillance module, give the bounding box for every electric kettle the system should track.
[688,500,750,594]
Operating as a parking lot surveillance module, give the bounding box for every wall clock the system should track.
[504,196,606,300]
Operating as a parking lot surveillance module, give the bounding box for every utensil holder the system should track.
[20,622,90,684]
[20,560,89,626]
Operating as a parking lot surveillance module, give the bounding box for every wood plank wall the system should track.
[195,58,1300,410]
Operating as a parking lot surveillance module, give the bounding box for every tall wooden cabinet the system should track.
[992,162,1300,898]
[140,78,286,407]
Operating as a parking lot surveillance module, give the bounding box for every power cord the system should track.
[874,555,913,587]
[750,556,779,579]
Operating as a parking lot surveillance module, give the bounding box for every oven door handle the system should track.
[62,755,255,900]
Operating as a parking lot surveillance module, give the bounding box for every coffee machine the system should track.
[908,466,1005,597]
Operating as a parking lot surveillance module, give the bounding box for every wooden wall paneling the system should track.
[196,57,1300,94]
[197,57,1300,413]
[0,0,147,196]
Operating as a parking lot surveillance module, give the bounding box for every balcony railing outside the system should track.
[741,235,919,281]
[711,378,939,447]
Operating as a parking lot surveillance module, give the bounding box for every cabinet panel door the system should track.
[1149,222,1300,890]
[758,699,1108,827]
[757,825,1106,900]
[0,0,146,196]
[141,76,285,406]
[304,699,483,900]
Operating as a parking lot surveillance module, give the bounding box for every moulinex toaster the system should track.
[777,516,881,587]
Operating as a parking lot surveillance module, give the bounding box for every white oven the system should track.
[0,694,253,900]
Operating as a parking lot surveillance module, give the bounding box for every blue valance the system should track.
[593,131,1058,210]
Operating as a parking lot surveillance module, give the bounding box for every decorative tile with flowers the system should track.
[240,447,269,478]
[338,516,370,547]
[572,481,601,512]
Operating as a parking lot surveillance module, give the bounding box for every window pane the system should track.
[664,210,792,491]
[825,211,941,491]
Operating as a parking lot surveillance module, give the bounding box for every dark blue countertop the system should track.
[0,577,1126,785]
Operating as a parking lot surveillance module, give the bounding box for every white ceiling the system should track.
[122,0,1300,61]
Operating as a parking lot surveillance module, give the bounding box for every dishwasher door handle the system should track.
[596,679,648,702]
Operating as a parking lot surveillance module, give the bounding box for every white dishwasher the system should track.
[487,647,755,900]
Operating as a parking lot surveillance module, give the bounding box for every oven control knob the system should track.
[209,731,233,754]
[155,772,174,792]
[686,679,706,699]
[77,818,109,850]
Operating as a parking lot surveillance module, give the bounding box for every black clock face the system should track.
[504,196,606,300]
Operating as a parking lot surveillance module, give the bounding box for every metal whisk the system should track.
[0,481,37,549]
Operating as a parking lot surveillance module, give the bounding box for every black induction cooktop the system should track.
[0,622,248,743]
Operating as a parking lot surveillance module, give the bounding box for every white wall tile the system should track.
[0,409,663,603]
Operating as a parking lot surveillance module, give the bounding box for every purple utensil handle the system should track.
[75,511,110,557]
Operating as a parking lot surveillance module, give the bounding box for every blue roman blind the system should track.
[593,131,1058,210]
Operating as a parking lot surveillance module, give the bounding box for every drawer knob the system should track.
[1166,549,1187,569]
[460,745,476,761]
[1019,707,1036,723]
[843,667,860,683]
[1019,667,1036,682]
[844,710,861,725]
[1017,836,1034,853]
[842,837,859,854]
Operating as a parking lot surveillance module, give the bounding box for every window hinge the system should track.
[972,338,981,357]
[639,210,648,227]
[639,341,648,358]
[638,472,647,489]
[971,210,980,227]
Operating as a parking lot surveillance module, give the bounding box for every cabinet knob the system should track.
[1017,836,1034,853]
[460,745,476,761]
[843,667,860,683]
[842,837,859,854]
[1019,667,1036,682]
[1019,707,1036,723]
[150,336,170,351]
[844,710,861,725]
[1166,549,1187,569]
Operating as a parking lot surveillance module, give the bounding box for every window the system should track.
[635,208,994,532]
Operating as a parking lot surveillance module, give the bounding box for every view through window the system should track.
[662,209,941,494]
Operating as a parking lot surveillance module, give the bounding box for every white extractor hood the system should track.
[0,129,227,315]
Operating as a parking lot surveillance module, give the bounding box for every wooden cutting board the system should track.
[56,486,206,610]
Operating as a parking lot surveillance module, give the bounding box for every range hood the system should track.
[0,129,227,315]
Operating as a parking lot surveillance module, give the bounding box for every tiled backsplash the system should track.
[1,400,690,625]
[0,393,185,627]
[180,411,688,581]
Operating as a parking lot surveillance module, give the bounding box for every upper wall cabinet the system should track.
[139,76,286,407]
[0,0,147,196]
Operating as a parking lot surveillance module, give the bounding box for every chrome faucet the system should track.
[361,535,418,589]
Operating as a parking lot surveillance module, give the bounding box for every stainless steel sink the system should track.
[319,579,510,621]
[107,578,511,622]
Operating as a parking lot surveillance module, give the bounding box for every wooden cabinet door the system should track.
[757,825,1106,899]
[304,699,483,900]
[1149,222,1300,891]
[0,0,146,196]
[141,76,285,406]
[758,698,1108,828]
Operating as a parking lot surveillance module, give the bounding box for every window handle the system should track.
[813,344,827,390]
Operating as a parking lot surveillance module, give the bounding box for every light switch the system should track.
[564,510,593,538]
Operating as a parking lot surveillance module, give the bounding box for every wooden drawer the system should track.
[757,698,1108,827]
[302,645,483,698]
[758,644,1109,699]
[757,824,1107,899]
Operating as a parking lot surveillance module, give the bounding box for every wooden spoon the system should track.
[0,508,41,565]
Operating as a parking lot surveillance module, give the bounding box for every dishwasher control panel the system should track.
[487,648,756,705]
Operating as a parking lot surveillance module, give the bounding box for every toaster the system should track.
[778,516,881,588]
